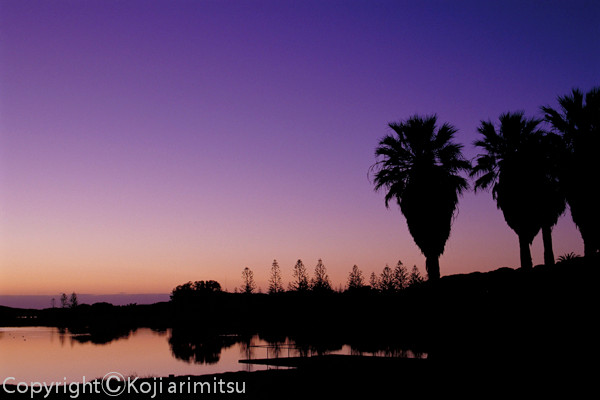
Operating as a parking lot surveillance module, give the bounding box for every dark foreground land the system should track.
[2,257,598,398]
[2,352,594,399]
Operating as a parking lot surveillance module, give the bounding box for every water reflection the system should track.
[168,328,242,365]
[249,332,427,360]
[68,326,134,345]
[238,336,255,361]
[0,327,426,383]
[167,330,426,363]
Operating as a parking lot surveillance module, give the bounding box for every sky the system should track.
[1,0,598,299]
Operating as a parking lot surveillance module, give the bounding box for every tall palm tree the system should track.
[542,87,600,258]
[472,112,548,269]
[371,115,470,280]
[538,132,567,266]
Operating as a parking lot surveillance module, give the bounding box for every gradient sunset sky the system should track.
[1,0,598,296]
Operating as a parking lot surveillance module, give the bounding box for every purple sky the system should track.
[1,0,599,297]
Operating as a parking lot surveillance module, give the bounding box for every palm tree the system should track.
[471,112,548,269]
[371,115,470,280]
[542,87,600,258]
[537,132,567,266]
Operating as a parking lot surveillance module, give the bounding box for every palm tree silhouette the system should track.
[542,87,600,258]
[472,112,548,269]
[537,132,567,265]
[371,115,470,280]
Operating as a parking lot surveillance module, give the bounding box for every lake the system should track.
[0,327,425,383]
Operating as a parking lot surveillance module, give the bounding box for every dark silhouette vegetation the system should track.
[240,267,257,294]
[268,260,284,294]
[372,86,599,276]
[542,87,600,258]
[170,280,222,302]
[370,115,471,281]
[472,111,550,269]
[2,257,596,355]
[1,257,597,397]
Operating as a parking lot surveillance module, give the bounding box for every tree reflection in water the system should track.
[168,328,242,365]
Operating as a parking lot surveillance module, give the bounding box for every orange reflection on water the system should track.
[0,327,262,383]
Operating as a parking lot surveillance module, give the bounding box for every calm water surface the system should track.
[0,327,424,383]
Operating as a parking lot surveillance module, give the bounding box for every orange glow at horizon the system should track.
[0,194,583,296]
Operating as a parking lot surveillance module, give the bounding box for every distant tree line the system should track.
[265,258,423,294]
[170,280,222,302]
[365,261,424,293]
[370,86,599,279]
[53,292,78,308]
[171,260,425,299]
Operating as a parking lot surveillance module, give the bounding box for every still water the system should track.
[0,327,424,383]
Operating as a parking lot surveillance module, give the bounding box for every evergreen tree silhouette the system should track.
[289,259,310,292]
[241,267,256,294]
[347,265,365,291]
[268,259,284,294]
[311,259,332,293]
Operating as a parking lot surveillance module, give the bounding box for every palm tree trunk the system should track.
[425,256,440,281]
[542,225,555,266]
[583,236,595,259]
[518,235,533,269]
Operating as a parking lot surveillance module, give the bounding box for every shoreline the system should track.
[3,353,593,399]
[2,259,598,398]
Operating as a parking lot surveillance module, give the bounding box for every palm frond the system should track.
[370,114,470,273]
[473,170,497,192]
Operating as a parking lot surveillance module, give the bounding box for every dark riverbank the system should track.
[2,357,430,399]
[2,257,598,397]
[2,351,593,399]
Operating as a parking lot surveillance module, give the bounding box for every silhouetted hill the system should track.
[0,293,170,309]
